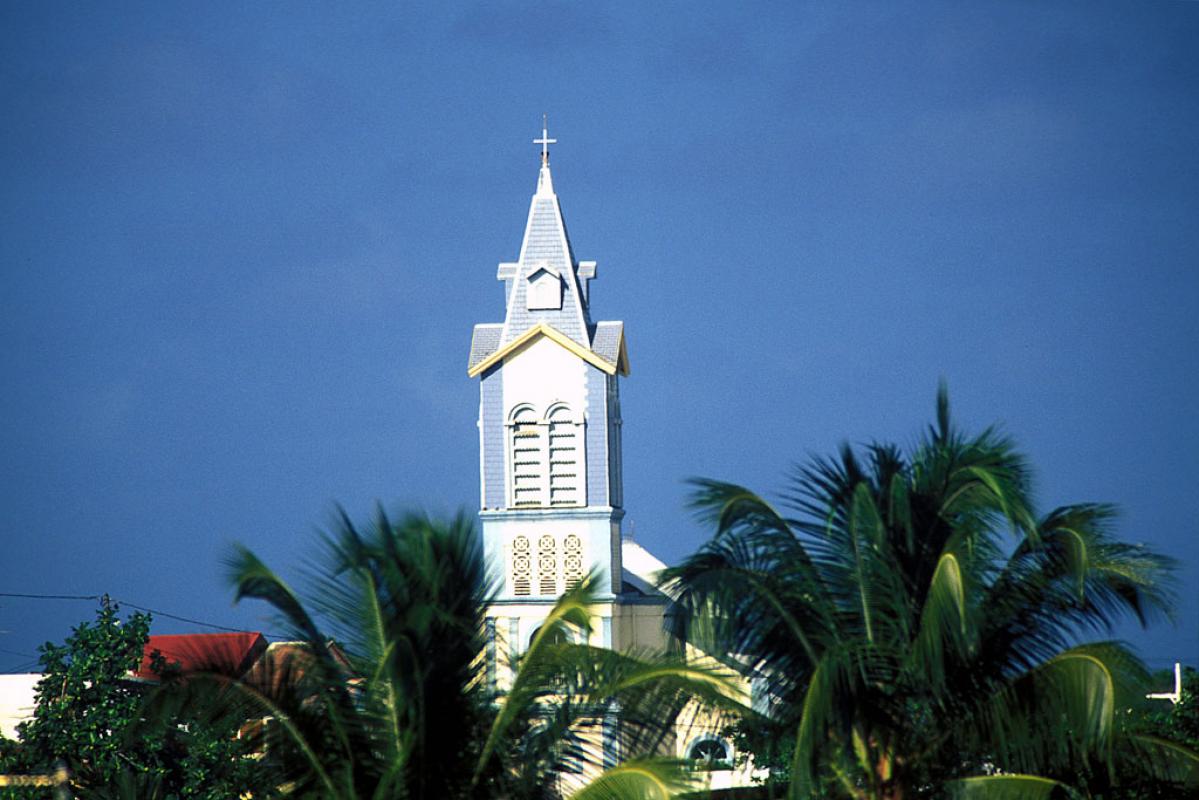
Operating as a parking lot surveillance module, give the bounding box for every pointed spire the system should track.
[469,121,628,378]
[492,116,591,348]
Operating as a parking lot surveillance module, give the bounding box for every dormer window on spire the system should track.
[526,262,562,310]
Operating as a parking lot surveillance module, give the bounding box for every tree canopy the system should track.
[662,387,1195,799]
[0,604,265,799]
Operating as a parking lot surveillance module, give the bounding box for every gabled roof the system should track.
[467,322,629,378]
[620,539,669,598]
[622,539,668,583]
[527,261,559,279]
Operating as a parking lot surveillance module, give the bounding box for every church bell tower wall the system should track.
[479,365,505,511]
[585,364,611,508]
[480,509,623,602]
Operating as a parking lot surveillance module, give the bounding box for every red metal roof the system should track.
[133,632,268,681]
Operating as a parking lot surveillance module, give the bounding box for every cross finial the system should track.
[533,113,556,165]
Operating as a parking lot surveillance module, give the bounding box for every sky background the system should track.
[1,1,1196,674]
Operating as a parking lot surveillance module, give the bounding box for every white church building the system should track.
[466,125,752,786]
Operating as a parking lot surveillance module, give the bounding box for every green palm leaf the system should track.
[138,508,745,800]
[945,774,1077,800]
[665,387,1181,799]
[565,758,698,800]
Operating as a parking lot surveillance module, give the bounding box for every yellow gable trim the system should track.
[467,323,619,377]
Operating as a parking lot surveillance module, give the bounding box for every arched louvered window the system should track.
[537,534,558,596]
[563,534,584,589]
[511,535,532,596]
[508,406,545,507]
[547,405,583,506]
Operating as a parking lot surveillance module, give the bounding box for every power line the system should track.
[0,647,37,659]
[0,592,281,638]
[0,592,100,602]
[115,602,253,635]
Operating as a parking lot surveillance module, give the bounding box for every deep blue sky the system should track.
[1,1,1195,673]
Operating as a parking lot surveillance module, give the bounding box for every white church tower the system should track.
[467,121,654,659]
[465,123,751,784]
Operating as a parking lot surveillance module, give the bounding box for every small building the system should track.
[0,674,40,740]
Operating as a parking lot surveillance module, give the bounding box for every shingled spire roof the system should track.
[468,125,628,377]
[498,158,592,346]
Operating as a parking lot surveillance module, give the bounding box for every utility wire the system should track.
[0,647,37,659]
[0,591,286,639]
[116,602,252,635]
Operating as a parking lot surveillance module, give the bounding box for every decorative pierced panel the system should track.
[548,406,582,506]
[511,535,532,596]
[563,534,584,589]
[537,534,558,596]
[509,408,545,507]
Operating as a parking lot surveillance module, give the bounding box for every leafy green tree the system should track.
[0,605,267,799]
[662,388,1195,799]
[0,605,155,791]
[152,508,741,799]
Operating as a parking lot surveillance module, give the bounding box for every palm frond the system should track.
[226,545,322,643]
[945,774,1078,800]
[908,551,969,687]
[1122,734,1199,786]
[474,573,603,786]
[566,758,698,800]
[673,387,1178,798]
[788,650,845,800]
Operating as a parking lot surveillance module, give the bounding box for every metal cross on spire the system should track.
[533,114,556,165]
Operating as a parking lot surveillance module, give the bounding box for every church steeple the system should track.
[467,123,630,606]
[469,124,626,379]
[491,120,593,351]
[464,126,710,768]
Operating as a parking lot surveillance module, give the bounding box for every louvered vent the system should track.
[548,407,581,506]
[538,534,558,596]
[512,535,532,596]
[563,534,583,589]
[510,408,545,507]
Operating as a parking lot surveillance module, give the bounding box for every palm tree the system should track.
[661,387,1193,799]
[146,508,740,799]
